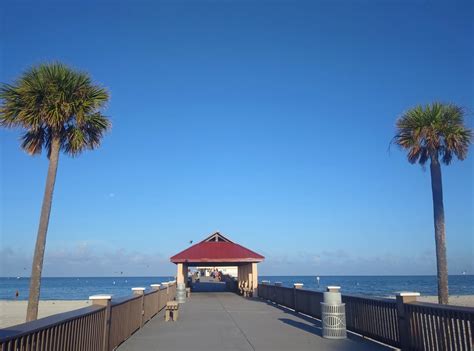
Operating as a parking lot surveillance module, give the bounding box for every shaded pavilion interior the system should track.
[170,232,264,295]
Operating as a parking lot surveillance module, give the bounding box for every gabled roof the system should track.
[170,232,264,264]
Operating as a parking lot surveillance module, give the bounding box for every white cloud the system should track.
[258,249,473,276]
[0,243,175,277]
[1,244,471,277]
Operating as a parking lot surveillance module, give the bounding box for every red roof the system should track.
[170,232,264,264]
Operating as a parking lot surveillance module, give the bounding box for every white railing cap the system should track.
[131,287,146,291]
[162,282,170,286]
[294,283,304,286]
[89,294,112,300]
[396,292,420,297]
[327,286,341,289]
[150,284,161,287]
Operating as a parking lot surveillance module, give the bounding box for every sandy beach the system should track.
[0,300,90,329]
[417,295,474,308]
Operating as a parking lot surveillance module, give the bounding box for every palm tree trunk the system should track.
[26,137,61,322]
[430,155,449,305]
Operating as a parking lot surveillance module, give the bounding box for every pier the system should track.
[1,233,473,350]
[116,291,390,351]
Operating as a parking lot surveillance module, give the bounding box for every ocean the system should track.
[0,275,472,300]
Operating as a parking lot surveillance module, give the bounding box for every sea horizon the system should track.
[1,275,472,301]
[2,274,472,278]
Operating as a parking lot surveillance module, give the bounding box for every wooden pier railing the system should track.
[405,302,473,351]
[0,306,106,351]
[259,283,474,351]
[0,281,177,351]
[343,294,400,347]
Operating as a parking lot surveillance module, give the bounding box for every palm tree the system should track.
[394,102,472,304]
[0,63,111,321]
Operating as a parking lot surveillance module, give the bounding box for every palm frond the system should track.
[394,102,472,165]
[20,127,48,155]
[63,113,111,156]
[0,62,111,157]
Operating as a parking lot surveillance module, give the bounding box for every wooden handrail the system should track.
[259,283,474,350]
[342,293,397,304]
[0,281,179,351]
[0,305,105,341]
[408,300,474,313]
[110,294,142,307]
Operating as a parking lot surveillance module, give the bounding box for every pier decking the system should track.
[117,292,393,351]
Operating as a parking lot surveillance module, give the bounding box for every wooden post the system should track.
[183,264,188,287]
[327,286,340,293]
[163,282,171,301]
[293,283,303,312]
[396,292,419,350]
[89,294,112,351]
[248,272,253,297]
[132,287,146,327]
[177,263,185,284]
[251,262,258,297]
[239,265,242,295]
[151,284,161,314]
[242,264,246,295]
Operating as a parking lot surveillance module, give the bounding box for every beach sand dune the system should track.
[0,300,90,329]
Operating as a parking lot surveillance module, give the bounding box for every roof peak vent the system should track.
[203,231,232,243]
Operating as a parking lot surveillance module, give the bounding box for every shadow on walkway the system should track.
[259,298,394,348]
[279,318,322,336]
[118,293,395,351]
[191,281,227,292]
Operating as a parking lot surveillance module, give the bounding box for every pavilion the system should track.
[170,232,264,295]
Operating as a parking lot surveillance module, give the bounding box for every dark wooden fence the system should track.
[0,282,177,351]
[0,306,106,351]
[405,302,473,351]
[343,294,400,347]
[258,283,474,351]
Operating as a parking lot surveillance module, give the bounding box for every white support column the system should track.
[251,262,258,296]
[177,263,185,284]
[183,263,188,287]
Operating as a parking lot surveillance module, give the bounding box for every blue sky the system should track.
[1,0,473,277]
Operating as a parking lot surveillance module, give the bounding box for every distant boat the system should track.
[462,271,467,275]
[16,277,20,279]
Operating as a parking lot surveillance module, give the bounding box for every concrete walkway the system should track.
[118,292,394,351]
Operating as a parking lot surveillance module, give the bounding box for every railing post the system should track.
[170,280,176,300]
[396,292,419,350]
[151,284,161,313]
[162,282,170,301]
[150,284,161,313]
[327,286,340,293]
[294,283,303,312]
[132,287,146,327]
[89,294,112,351]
